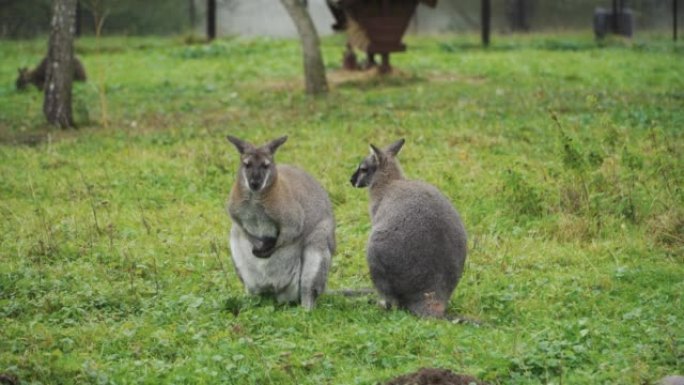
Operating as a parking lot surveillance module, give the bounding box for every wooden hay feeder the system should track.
[332,0,437,73]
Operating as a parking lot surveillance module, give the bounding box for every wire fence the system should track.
[0,0,680,39]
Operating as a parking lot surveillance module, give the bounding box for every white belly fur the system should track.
[229,225,301,302]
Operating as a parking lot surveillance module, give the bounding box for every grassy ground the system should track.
[0,32,682,385]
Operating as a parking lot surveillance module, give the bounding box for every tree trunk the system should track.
[280,0,328,96]
[44,0,77,129]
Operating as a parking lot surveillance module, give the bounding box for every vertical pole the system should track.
[675,0,679,41]
[618,0,625,34]
[482,0,491,46]
[520,0,528,31]
[612,0,618,33]
[75,0,81,37]
[207,0,216,40]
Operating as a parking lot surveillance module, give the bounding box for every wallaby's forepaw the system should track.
[251,236,277,258]
[251,246,274,258]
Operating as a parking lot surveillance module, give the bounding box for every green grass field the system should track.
[0,32,682,385]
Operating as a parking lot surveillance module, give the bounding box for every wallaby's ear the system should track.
[385,138,405,157]
[370,143,384,163]
[227,135,251,154]
[265,136,288,154]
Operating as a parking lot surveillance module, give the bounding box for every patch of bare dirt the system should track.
[253,67,485,93]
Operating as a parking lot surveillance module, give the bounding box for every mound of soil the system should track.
[383,368,488,385]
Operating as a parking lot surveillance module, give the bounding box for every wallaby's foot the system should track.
[300,295,315,311]
[376,298,396,311]
[275,282,300,307]
[299,244,331,311]
[300,285,320,311]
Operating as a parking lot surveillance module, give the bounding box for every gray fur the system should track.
[227,135,335,310]
[350,138,467,318]
[660,376,684,385]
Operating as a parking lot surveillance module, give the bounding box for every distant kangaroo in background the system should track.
[350,138,467,318]
[226,135,336,310]
[16,57,87,91]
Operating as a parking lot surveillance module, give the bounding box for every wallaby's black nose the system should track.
[249,181,261,191]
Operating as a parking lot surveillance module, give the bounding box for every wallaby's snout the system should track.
[350,162,373,188]
[350,165,362,187]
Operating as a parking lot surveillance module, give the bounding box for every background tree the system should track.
[279,0,328,96]
[43,0,77,128]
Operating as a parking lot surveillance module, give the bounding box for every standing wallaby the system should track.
[16,57,87,91]
[350,138,467,318]
[226,135,335,310]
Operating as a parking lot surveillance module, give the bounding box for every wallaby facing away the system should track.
[226,135,335,310]
[16,56,87,91]
[350,138,467,318]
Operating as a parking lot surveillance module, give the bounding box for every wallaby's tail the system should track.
[326,288,375,297]
[445,313,484,326]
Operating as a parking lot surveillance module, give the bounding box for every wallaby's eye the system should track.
[243,160,252,168]
[261,163,270,169]
[359,166,368,172]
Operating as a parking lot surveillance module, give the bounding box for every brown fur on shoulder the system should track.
[16,57,87,91]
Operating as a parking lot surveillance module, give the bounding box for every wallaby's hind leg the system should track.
[299,245,331,310]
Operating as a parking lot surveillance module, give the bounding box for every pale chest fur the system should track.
[230,198,279,240]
